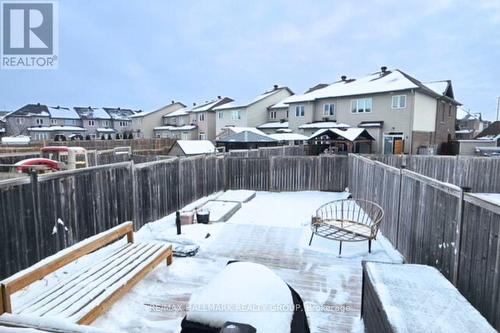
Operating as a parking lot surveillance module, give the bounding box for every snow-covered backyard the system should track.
[10,190,404,333]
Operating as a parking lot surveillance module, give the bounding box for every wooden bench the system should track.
[0,222,173,325]
[361,261,496,333]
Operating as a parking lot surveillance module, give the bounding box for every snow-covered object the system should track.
[154,125,197,131]
[257,121,289,129]
[177,140,216,155]
[216,190,256,203]
[285,70,420,103]
[27,126,86,132]
[213,89,283,110]
[186,262,294,333]
[75,107,111,120]
[163,107,190,118]
[469,193,500,206]
[1,136,31,144]
[298,122,349,129]
[96,128,115,133]
[269,133,308,141]
[424,80,449,96]
[308,128,372,142]
[365,262,496,332]
[219,126,269,137]
[47,107,80,120]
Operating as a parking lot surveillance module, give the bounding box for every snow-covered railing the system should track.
[349,154,500,330]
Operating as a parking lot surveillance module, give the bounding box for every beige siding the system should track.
[132,103,184,139]
[413,92,437,132]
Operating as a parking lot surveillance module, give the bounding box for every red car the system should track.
[14,158,61,173]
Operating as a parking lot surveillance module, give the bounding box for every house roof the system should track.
[308,128,375,142]
[103,107,137,120]
[190,97,234,113]
[130,102,186,118]
[176,140,216,155]
[257,121,289,129]
[358,121,384,128]
[456,106,482,121]
[74,107,111,120]
[8,104,51,117]
[298,121,350,129]
[214,87,293,110]
[269,133,308,141]
[154,125,197,131]
[27,126,86,132]
[217,130,276,143]
[476,121,500,139]
[163,107,191,118]
[285,69,460,105]
[219,126,269,137]
[47,106,81,119]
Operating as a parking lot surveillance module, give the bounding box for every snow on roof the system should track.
[28,126,86,132]
[186,262,293,333]
[191,99,223,112]
[270,99,291,109]
[269,133,308,141]
[163,107,190,117]
[1,136,31,144]
[177,140,216,155]
[47,107,81,119]
[154,125,197,131]
[456,106,480,121]
[74,107,111,120]
[309,128,373,142]
[358,121,384,128]
[257,121,289,129]
[103,108,136,120]
[299,122,349,129]
[96,128,115,133]
[285,70,420,103]
[424,81,449,95]
[0,128,5,132]
[218,131,276,143]
[221,126,269,136]
[214,88,286,110]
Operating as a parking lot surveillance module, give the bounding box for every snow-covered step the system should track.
[215,190,256,203]
[198,200,242,222]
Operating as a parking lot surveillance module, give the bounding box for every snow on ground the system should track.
[215,190,255,203]
[9,190,405,333]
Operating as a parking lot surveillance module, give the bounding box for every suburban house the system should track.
[131,101,185,139]
[155,97,233,140]
[214,86,293,136]
[74,107,114,139]
[3,104,86,140]
[475,121,500,143]
[103,107,138,138]
[282,67,461,154]
[167,140,217,156]
[455,106,490,140]
[0,118,5,137]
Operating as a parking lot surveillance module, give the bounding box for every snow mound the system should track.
[186,262,294,333]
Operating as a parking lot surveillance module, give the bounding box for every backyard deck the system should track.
[88,191,401,332]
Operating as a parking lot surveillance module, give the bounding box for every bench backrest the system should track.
[1,221,134,314]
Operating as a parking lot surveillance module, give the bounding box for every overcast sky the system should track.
[1,0,499,119]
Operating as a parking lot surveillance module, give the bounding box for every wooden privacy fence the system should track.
[349,154,500,330]
[369,154,500,192]
[226,155,348,192]
[226,145,309,158]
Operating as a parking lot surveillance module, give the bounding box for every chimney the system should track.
[171,100,175,104]
[273,84,278,90]
[193,102,196,106]
[381,66,387,73]
[218,95,221,99]
[341,75,347,81]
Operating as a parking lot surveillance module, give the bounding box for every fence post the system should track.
[395,165,405,250]
[29,170,41,262]
[453,186,471,286]
[129,160,139,230]
[268,156,274,191]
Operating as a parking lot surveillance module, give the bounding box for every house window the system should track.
[199,113,205,122]
[295,105,305,117]
[36,118,44,125]
[270,111,277,119]
[181,132,189,140]
[286,110,289,118]
[231,110,241,120]
[323,103,335,116]
[16,118,23,124]
[199,132,206,140]
[351,98,372,113]
[119,121,129,127]
[88,120,95,126]
[391,95,407,109]
[51,119,57,125]
[102,120,110,127]
[218,111,224,119]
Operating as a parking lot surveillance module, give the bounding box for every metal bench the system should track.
[309,199,383,255]
[0,222,173,325]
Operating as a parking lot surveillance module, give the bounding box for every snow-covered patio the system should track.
[86,191,402,332]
